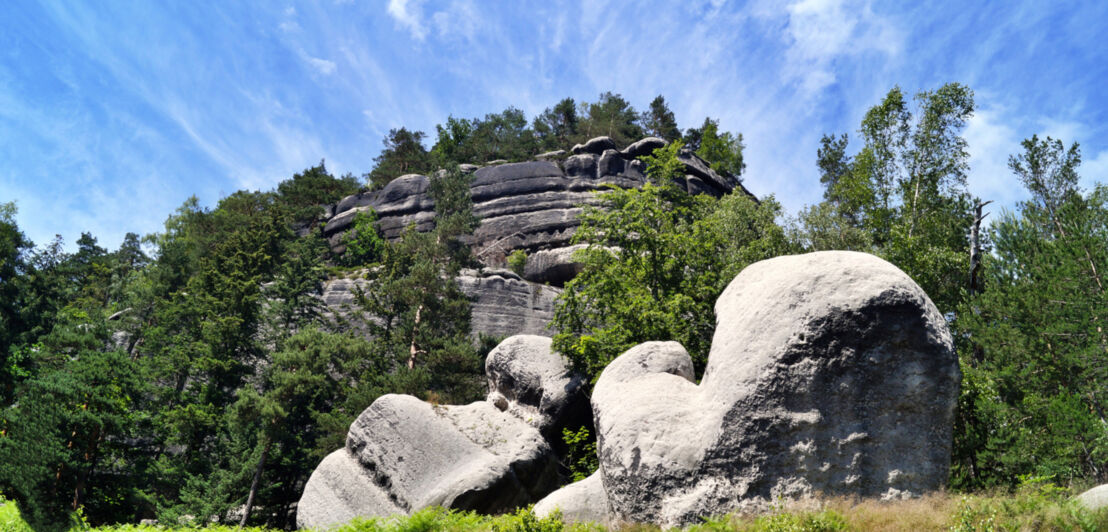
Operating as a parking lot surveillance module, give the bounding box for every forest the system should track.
[1,85,1106,530]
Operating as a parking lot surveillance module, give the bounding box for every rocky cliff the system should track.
[321,136,752,287]
[321,268,560,338]
[316,136,752,340]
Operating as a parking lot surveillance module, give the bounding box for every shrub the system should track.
[508,249,528,276]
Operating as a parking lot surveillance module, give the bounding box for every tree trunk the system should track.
[408,304,423,370]
[239,435,271,528]
[969,200,992,297]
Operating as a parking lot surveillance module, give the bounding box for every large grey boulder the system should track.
[320,137,751,270]
[298,335,590,529]
[582,251,960,527]
[533,472,609,524]
[458,269,562,338]
[485,335,589,440]
[596,149,626,177]
[571,136,617,155]
[1077,484,1108,511]
[298,395,560,529]
[562,154,598,178]
[296,449,400,529]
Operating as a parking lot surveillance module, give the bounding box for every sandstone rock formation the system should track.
[536,251,961,527]
[297,335,588,530]
[320,268,561,339]
[485,335,589,441]
[532,472,609,525]
[1077,484,1108,511]
[521,245,587,287]
[321,136,749,267]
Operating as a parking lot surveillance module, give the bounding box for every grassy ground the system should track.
[3,486,1107,531]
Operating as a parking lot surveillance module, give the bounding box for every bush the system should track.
[562,426,599,482]
[508,249,527,276]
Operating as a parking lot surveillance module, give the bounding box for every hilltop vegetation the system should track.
[1,87,1106,529]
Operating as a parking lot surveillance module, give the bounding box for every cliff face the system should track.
[317,136,752,339]
[321,268,560,338]
[320,137,749,284]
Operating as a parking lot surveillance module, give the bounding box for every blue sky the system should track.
[2,0,1107,251]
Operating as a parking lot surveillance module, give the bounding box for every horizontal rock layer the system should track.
[320,268,561,340]
[321,138,749,275]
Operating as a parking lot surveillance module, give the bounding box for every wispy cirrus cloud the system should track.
[387,0,428,40]
[2,0,1107,251]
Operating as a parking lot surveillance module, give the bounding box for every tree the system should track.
[640,95,681,142]
[431,108,537,166]
[553,141,787,379]
[0,202,32,400]
[581,92,643,147]
[793,83,977,314]
[276,161,360,223]
[691,118,745,178]
[355,167,484,403]
[340,209,387,267]
[817,133,852,203]
[953,137,1108,489]
[367,128,431,190]
[0,309,144,528]
[533,97,580,151]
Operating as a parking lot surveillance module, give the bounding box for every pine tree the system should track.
[641,95,681,142]
[953,137,1108,488]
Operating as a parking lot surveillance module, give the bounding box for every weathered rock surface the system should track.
[321,136,746,268]
[485,335,589,440]
[298,335,587,529]
[320,268,561,339]
[296,449,400,529]
[458,269,561,338]
[620,137,667,158]
[533,472,609,525]
[1077,484,1108,511]
[522,245,586,286]
[553,251,960,527]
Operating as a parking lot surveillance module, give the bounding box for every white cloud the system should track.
[1081,149,1108,190]
[782,0,901,94]
[431,0,481,41]
[387,0,428,40]
[963,105,1026,206]
[307,55,337,76]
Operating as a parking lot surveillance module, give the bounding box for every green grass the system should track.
[3,487,1107,532]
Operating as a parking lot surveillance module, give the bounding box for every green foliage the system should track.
[691,509,848,532]
[580,92,644,148]
[689,118,745,178]
[368,128,432,190]
[276,161,361,223]
[553,141,787,379]
[793,83,976,314]
[952,137,1108,490]
[533,98,581,152]
[354,168,484,404]
[342,209,387,267]
[561,427,598,482]
[0,310,145,529]
[641,95,681,142]
[507,249,528,276]
[949,482,1108,532]
[0,202,32,401]
[431,108,538,167]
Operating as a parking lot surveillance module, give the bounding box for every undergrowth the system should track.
[2,484,1106,532]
